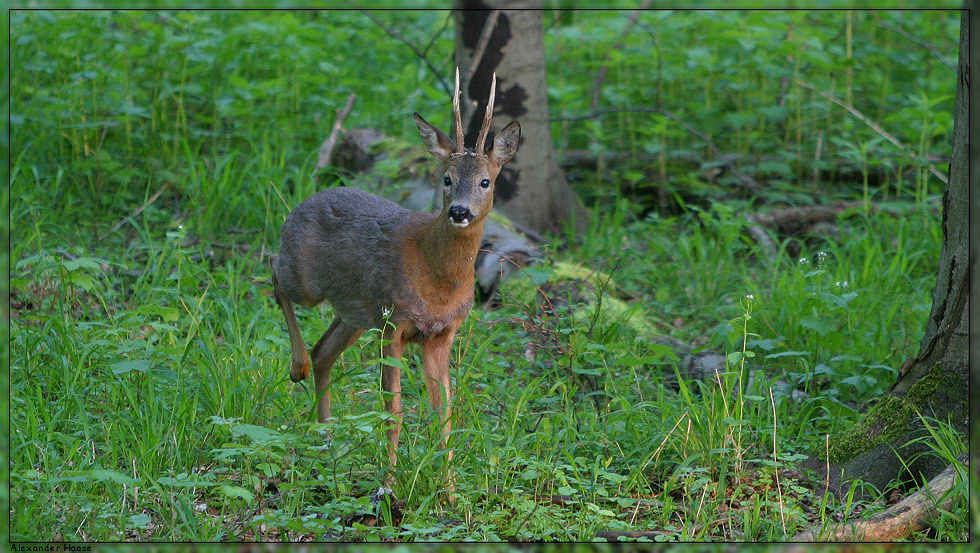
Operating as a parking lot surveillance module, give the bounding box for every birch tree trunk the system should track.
[453,3,589,237]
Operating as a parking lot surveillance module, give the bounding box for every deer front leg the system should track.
[421,324,458,467]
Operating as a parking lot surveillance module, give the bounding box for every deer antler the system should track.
[452,67,464,152]
[475,72,496,153]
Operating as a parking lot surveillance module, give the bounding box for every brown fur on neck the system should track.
[397,212,485,338]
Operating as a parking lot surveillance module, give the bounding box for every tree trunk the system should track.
[453,3,589,237]
[812,10,969,498]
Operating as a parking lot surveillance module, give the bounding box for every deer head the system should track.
[413,68,521,229]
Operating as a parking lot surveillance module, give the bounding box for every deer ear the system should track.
[487,120,520,165]
[414,113,456,162]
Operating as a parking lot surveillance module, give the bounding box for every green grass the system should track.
[8,195,958,541]
[8,10,965,542]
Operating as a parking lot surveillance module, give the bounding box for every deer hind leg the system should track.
[271,269,311,382]
[310,316,362,423]
[381,325,407,469]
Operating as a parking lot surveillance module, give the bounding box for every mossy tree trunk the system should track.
[817,10,970,496]
[453,2,589,237]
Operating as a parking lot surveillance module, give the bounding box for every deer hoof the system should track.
[289,358,310,382]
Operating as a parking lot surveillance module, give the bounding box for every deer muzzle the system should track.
[447,205,474,228]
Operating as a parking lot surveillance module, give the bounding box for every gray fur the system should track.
[273,187,413,330]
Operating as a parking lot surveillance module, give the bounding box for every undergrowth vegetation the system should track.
[7,10,965,542]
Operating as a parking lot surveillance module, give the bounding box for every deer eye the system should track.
[480,178,491,188]
[443,175,452,187]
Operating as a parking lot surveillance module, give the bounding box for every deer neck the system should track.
[413,214,483,290]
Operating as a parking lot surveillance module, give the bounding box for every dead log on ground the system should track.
[745,202,861,236]
[791,452,967,541]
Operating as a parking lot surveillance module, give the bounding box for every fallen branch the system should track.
[791,452,967,541]
[313,93,356,179]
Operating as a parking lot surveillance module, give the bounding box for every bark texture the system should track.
[811,10,969,498]
[453,3,589,236]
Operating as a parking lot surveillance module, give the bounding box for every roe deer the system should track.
[270,69,520,480]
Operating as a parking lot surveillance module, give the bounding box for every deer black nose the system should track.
[448,205,473,226]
